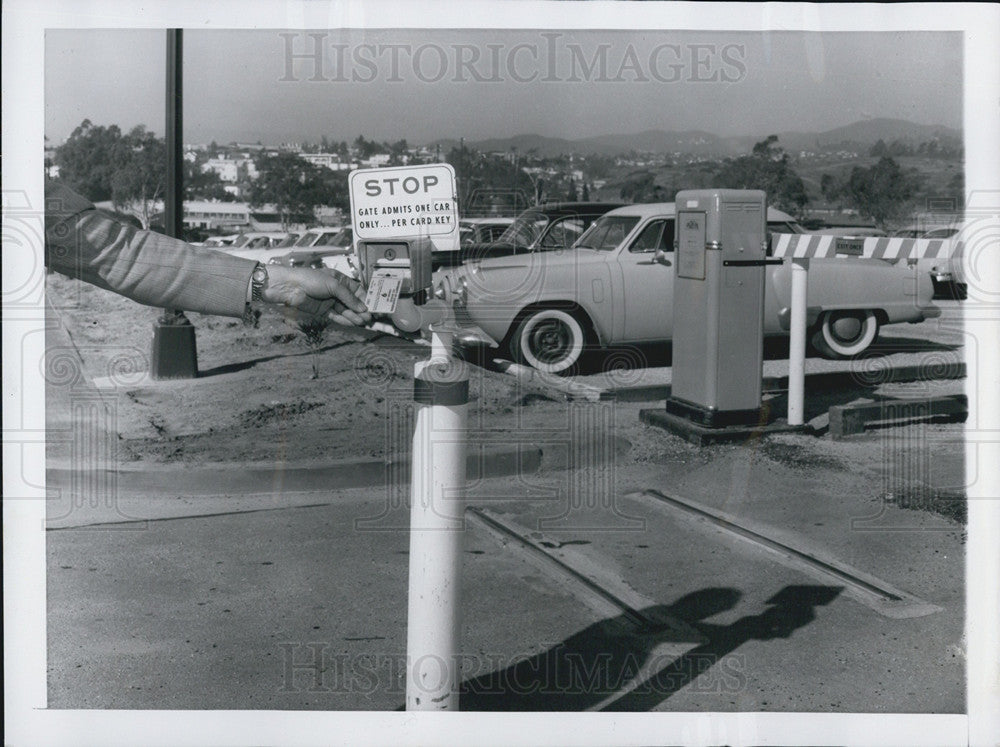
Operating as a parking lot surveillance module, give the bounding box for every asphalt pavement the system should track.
[43,302,967,714]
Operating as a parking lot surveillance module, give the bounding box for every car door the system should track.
[616,218,675,342]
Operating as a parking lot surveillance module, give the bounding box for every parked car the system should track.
[456,202,626,265]
[196,234,239,248]
[272,231,303,249]
[459,217,516,247]
[921,226,966,299]
[890,223,966,299]
[294,226,353,250]
[804,226,888,237]
[436,202,940,373]
[225,232,293,262]
[268,246,354,276]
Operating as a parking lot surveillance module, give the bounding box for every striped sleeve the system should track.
[44,182,256,318]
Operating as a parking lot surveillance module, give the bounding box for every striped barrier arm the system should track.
[771,233,963,260]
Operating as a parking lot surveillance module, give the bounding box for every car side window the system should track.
[628,219,673,253]
[540,217,586,248]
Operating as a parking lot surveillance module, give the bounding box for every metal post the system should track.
[787,259,808,426]
[405,325,468,711]
[164,29,183,239]
[151,28,198,380]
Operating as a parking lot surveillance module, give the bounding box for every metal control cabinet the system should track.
[667,189,768,427]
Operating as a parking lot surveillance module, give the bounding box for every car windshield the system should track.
[574,215,642,250]
[767,221,806,235]
[924,227,960,238]
[295,232,320,248]
[231,234,253,248]
[496,211,550,247]
[275,234,299,248]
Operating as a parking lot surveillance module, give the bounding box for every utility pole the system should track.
[150,28,199,379]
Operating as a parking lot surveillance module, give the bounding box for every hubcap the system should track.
[830,315,863,342]
[529,320,571,364]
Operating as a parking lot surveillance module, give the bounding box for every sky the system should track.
[44,28,962,147]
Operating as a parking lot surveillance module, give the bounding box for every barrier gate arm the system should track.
[770,233,962,426]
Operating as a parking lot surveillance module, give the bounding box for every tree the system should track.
[107,125,167,229]
[565,179,578,202]
[444,146,534,206]
[353,135,381,158]
[248,152,345,228]
[619,171,665,203]
[842,156,915,228]
[388,139,409,165]
[581,182,591,201]
[54,119,131,201]
[184,159,233,201]
[869,139,888,158]
[714,135,808,216]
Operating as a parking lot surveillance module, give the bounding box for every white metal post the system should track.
[787,259,809,426]
[405,326,468,711]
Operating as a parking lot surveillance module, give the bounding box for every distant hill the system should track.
[747,118,963,153]
[429,118,961,158]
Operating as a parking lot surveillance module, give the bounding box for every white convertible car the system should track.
[436,202,941,373]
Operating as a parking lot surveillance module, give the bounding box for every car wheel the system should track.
[510,308,588,374]
[811,310,880,358]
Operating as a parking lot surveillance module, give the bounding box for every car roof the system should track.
[599,202,799,222]
[460,217,515,225]
[526,201,626,217]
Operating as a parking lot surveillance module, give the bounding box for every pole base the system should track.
[665,397,765,428]
[642,407,813,446]
[150,317,198,380]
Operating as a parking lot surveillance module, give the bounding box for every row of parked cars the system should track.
[197,199,951,375]
[196,225,356,274]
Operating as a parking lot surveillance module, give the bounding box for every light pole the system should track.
[150,28,198,380]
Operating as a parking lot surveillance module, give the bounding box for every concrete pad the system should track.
[640,408,814,446]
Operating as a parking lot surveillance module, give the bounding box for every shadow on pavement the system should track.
[459,585,841,711]
[197,339,361,377]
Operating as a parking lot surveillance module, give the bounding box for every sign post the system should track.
[349,164,467,711]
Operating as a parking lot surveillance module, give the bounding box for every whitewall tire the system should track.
[510,308,587,374]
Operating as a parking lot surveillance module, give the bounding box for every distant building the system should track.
[201,157,258,183]
[299,152,354,171]
[202,158,241,183]
[181,201,253,231]
[362,154,391,168]
[314,205,346,225]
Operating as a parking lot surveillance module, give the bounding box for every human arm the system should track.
[44,182,370,325]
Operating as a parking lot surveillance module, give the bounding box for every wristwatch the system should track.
[250,262,269,303]
[243,262,269,324]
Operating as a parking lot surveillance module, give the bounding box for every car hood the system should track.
[464,246,607,273]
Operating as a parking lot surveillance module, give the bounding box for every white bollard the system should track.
[405,325,468,711]
[787,259,809,426]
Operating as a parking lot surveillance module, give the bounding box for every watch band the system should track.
[250,262,268,303]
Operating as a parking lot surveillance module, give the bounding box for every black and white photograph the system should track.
[4,1,999,745]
